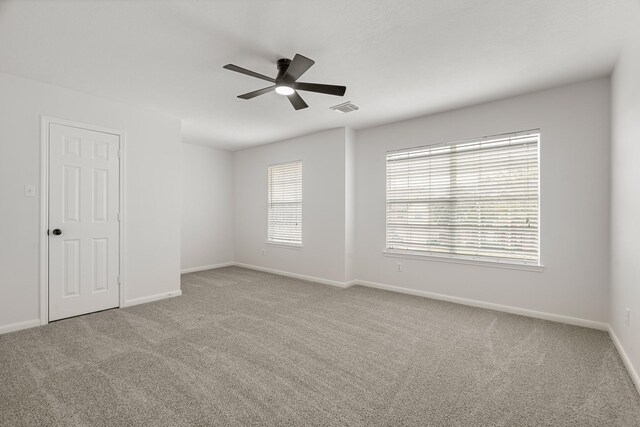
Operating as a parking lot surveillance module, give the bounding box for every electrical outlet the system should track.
[626,308,631,326]
[396,262,402,272]
[261,249,266,256]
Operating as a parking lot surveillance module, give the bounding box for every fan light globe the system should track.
[275,85,295,96]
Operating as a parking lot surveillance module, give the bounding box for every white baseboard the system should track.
[2,267,637,397]
[230,263,639,396]
[181,262,235,274]
[608,326,640,395]
[0,318,41,335]
[199,264,607,331]
[123,290,182,307]
[234,262,351,288]
[353,279,609,331]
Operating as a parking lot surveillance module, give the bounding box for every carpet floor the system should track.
[1,266,639,426]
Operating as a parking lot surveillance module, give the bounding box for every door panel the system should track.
[63,166,81,222]
[92,168,109,222]
[92,238,108,292]
[63,240,80,297]
[49,124,120,321]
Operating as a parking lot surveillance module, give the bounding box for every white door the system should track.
[48,124,120,321]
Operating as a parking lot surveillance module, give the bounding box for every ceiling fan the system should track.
[223,54,346,110]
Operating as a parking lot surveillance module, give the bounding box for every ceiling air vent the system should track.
[330,101,359,113]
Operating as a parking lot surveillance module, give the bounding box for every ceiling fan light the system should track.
[275,85,295,96]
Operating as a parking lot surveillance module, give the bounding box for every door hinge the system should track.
[117,150,121,158]
[117,212,121,221]
[117,276,121,286]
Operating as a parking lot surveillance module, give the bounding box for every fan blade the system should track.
[294,82,346,97]
[283,54,315,82]
[238,86,275,99]
[223,64,275,83]
[287,91,308,110]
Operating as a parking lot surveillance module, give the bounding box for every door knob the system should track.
[52,229,62,236]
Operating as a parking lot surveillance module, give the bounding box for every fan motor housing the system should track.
[276,58,292,80]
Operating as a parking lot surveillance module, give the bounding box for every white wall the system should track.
[354,78,611,323]
[234,128,351,284]
[610,14,640,383]
[181,143,234,271]
[233,79,611,324]
[227,65,640,385]
[0,71,182,332]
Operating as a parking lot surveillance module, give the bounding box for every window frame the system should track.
[266,160,303,248]
[384,130,542,271]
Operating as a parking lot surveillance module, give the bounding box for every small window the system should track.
[386,130,540,265]
[268,160,302,245]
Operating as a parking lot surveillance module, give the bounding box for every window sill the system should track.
[265,241,303,250]
[382,250,544,272]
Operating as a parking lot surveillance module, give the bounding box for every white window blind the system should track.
[268,160,302,245]
[386,130,540,265]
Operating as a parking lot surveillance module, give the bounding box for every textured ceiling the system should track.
[0,0,636,149]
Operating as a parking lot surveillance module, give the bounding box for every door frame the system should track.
[39,116,127,325]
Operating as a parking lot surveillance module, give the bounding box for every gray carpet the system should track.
[1,267,639,426]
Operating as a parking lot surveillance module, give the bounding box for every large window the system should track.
[268,160,302,245]
[386,130,540,265]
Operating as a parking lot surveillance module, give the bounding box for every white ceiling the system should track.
[0,0,636,150]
